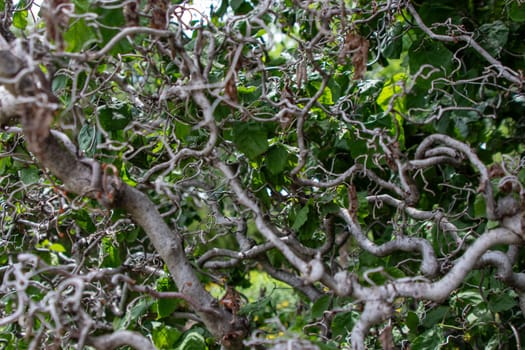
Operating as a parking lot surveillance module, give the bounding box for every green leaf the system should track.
[408,41,453,75]
[232,123,269,159]
[0,157,12,176]
[48,243,66,253]
[411,328,444,350]
[509,2,525,22]
[320,202,340,215]
[98,106,132,131]
[239,296,272,317]
[152,323,182,349]
[406,311,419,333]
[176,332,206,350]
[73,210,96,233]
[292,204,309,231]
[63,19,97,52]
[349,138,368,160]
[316,342,340,350]
[12,9,28,30]
[114,298,153,330]
[265,145,288,175]
[154,277,180,319]
[422,305,449,328]
[477,21,509,57]
[376,73,407,112]
[230,0,253,14]
[489,293,516,312]
[154,298,180,320]
[238,85,261,103]
[78,124,98,156]
[52,74,69,95]
[71,0,90,13]
[383,23,404,59]
[101,237,121,267]
[310,295,331,319]
[129,299,152,320]
[130,298,153,320]
[96,8,131,55]
[455,290,483,306]
[310,81,333,105]
[19,167,40,185]
[331,311,358,338]
[175,121,192,142]
[213,0,228,18]
[230,0,243,10]
[473,194,486,218]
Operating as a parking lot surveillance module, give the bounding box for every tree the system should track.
[0,0,524,348]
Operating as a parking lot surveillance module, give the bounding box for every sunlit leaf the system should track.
[0,157,12,176]
[12,9,28,30]
[101,237,121,267]
[376,73,407,112]
[152,323,182,349]
[48,243,66,253]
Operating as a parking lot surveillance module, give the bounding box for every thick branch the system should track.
[86,330,156,350]
[477,251,525,291]
[338,227,523,349]
[351,301,392,350]
[0,59,247,347]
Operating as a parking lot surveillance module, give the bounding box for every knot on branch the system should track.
[496,195,525,238]
[97,163,123,208]
[302,256,325,284]
[0,47,59,157]
[334,270,354,296]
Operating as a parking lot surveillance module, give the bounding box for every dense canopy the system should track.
[0,0,525,349]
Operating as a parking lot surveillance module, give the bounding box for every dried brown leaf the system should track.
[149,0,168,30]
[225,76,238,103]
[339,32,369,80]
[124,0,140,27]
[347,184,358,220]
[43,0,72,49]
[296,60,307,90]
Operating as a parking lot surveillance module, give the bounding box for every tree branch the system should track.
[407,3,523,87]
[0,49,247,348]
[85,330,156,350]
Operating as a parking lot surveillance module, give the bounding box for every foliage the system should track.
[0,0,525,349]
